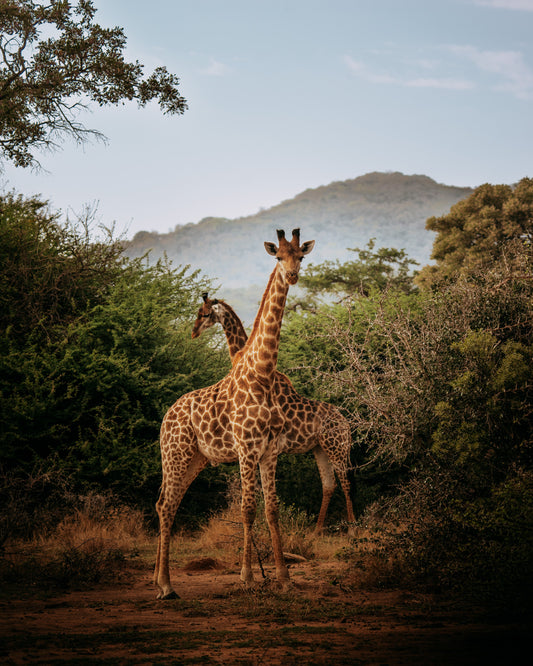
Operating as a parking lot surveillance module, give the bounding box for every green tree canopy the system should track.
[0,193,124,339]
[0,193,229,509]
[417,178,533,288]
[0,0,187,168]
[295,241,533,600]
[297,239,418,303]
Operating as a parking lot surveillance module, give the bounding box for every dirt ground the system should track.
[0,557,530,665]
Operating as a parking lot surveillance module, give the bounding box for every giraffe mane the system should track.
[245,263,278,350]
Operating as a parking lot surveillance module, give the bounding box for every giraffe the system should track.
[154,228,314,599]
[192,293,355,533]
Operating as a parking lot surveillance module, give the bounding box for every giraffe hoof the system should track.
[240,579,256,590]
[159,590,180,600]
[279,579,292,593]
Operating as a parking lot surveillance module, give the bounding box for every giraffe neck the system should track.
[217,301,248,359]
[239,264,288,380]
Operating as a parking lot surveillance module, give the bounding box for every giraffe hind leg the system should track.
[259,448,289,586]
[154,450,208,599]
[319,423,356,532]
[312,446,336,534]
[336,468,356,534]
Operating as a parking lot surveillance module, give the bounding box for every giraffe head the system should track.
[191,292,223,339]
[264,228,315,285]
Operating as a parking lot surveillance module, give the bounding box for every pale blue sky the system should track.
[2,0,533,237]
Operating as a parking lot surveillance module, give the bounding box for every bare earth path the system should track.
[0,559,530,665]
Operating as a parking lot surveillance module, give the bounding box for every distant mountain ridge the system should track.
[125,172,472,284]
[124,172,473,322]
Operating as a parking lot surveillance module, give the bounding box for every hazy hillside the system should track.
[124,172,473,323]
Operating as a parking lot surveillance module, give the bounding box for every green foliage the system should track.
[293,248,533,473]
[279,248,423,514]
[281,238,419,392]
[0,0,187,168]
[417,178,533,288]
[281,218,532,600]
[0,192,228,512]
[432,331,533,476]
[372,468,533,606]
[298,239,418,299]
[279,303,350,399]
[0,193,125,338]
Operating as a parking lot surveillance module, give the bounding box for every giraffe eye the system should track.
[276,257,282,261]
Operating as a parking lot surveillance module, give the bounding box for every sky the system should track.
[2,0,533,238]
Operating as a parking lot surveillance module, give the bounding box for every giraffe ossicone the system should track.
[154,228,314,599]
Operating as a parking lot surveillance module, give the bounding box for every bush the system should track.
[288,238,533,605]
[350,468,533,608]
[0,487,147,592]
[0,469,75,546]
[0,192,230,514]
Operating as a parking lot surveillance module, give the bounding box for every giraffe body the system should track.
[154,229,314,599]
[193,295,355,532]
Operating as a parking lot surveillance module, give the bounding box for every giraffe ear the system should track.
[264,241,278,256]
[301,240,315,255]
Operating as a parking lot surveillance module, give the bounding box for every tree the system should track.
[276,187,533,599]
[0,193,230,513]
[314,248,533,601]
[416,178,533,288]
[297,239,418,303]
[0,0,187,168]
[0,192,124,339]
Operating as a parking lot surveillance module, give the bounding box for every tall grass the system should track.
[0,483,150,593]
[193,473,345,567]
[41,493,147,554]
[1,470,353,594]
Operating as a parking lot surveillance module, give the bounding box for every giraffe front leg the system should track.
[259,450,290,587]
[239,458,257,586]
[154,451,208,599]
[154,487,180,600]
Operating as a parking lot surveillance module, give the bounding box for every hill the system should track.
[124,172,473,323]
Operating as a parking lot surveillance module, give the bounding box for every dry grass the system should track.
[188,478,352,569]
[1,482,362,594]
[39,495,147,554]
[0,493,151,592]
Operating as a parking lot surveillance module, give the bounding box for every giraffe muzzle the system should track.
[286,271,299,284]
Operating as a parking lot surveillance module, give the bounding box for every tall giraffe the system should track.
[154,228,314,599]
[192,293,355,532]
